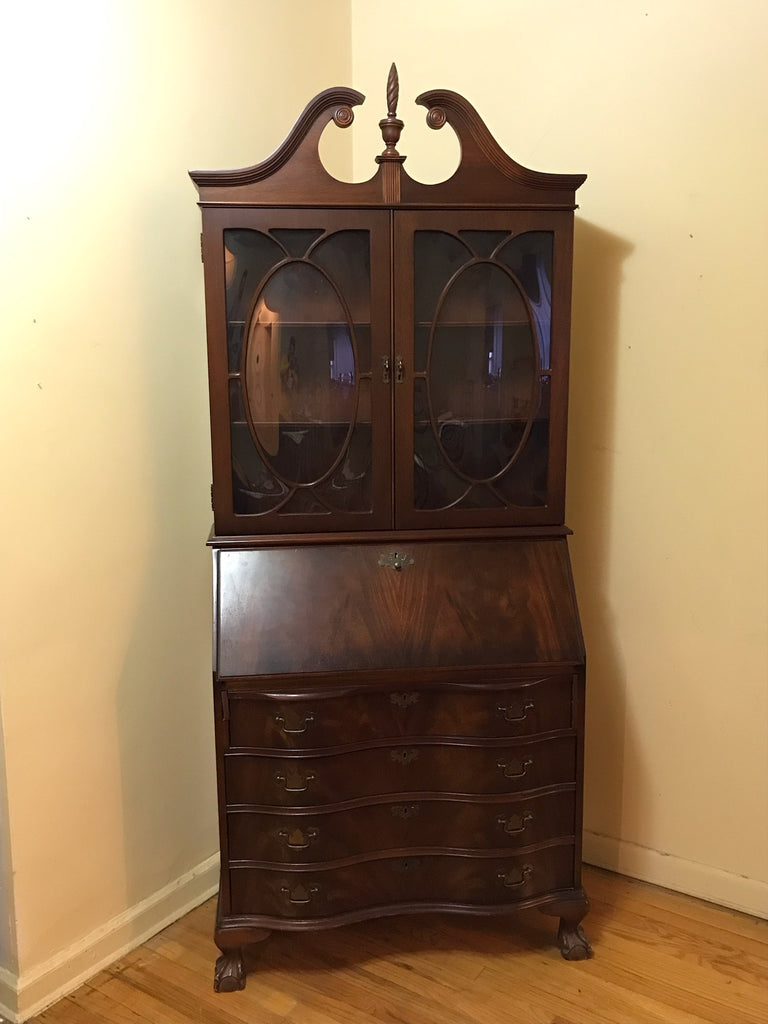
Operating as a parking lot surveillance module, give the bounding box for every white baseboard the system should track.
[583,830,768,920]
[0,854,219,1024]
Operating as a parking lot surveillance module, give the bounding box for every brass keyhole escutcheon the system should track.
[379,551,414,572]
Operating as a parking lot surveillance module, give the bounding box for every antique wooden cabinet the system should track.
[191,66,590,992]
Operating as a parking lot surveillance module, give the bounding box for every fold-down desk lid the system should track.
[214,539,584,678]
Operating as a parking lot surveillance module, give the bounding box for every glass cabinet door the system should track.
[394,211,572,528]
[206,210,391,534]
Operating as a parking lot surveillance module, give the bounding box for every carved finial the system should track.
[377,62,405,165]
[387,63,399,117]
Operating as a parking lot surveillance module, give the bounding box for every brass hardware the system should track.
[281,883,319,905]
[275,767,316,793]
[390,691,419,709]
[378,551,414,572]
[391,803,420,819]
[497,701,535,724]
[390,748,419,766]
[497,811,534,835]
[382,355,391,383]
[275,711,315,735]
[497,864,533,889]
[278,827,319,850]
[395,355,405,383]
[497,757,533,779]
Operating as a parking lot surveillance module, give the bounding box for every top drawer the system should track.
[227,675,573,750]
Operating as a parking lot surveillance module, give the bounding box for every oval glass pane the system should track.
[428,262,538,481]
[243,261,356,486]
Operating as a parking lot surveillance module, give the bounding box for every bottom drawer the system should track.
[229,844,575,920]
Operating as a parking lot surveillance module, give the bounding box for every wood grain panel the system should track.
[228,845,576,920]
[225,736,576,807]
[227,789,576,863]
[216,539,584,676]
[227,674,573,749]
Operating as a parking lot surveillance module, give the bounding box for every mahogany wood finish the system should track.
[192,65,589,992]
[215,539,583,676]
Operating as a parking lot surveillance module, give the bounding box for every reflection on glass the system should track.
[497,232,553,370]
[224,228,373,516]
[457,230,511,258]
[413,230,551,511]
[429,262,537,480]
[230,379,288,515]
[243,262,356,485]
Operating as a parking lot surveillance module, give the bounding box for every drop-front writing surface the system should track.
[191,65,590,994]
[215,539,583,678]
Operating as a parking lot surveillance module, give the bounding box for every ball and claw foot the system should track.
[558,920,593,961]
[214,949,245,992]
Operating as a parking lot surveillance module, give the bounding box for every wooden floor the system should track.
[33,866,768,1024]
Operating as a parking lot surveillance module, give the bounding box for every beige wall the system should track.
[0,0,352,1002]
[350,0,768,911]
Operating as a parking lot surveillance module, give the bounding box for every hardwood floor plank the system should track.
[585,866,768,945]
[27,869,768,1024]
[67,985,147,1024]
[35,997,107,1024]
[119,948,289,1024]
[80,975,201,1024]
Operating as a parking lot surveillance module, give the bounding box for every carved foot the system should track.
[538,888,593,960]
[214,949,245,992]
[558,920,593,961]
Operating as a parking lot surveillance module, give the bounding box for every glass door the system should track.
[204,209,391,534]
[394,211,573,529]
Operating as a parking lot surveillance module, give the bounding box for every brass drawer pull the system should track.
[497,757,533,779]
[390,748,419,766]
[497,701,534,723]
[390,691,419,709]
[395,355,405,383]
[275,767,316,793]
[382,355,391,383]
[274,711,315,735]
[497,864,533,889]
[281,883,319,905]
[278,827,319,850]
[497,811,534,835]
[391,803,420,819]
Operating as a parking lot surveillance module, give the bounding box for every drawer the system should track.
[225,736,576,807]
[229,844,576,919]
[227,790,576,864]
[227,675,573,750]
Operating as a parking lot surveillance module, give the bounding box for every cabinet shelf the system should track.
[229,320,372,329]
[415,321,533,329]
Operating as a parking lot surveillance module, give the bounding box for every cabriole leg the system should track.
[214,948,245,992]
[214,926,270,992]
[539,890,593,961]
